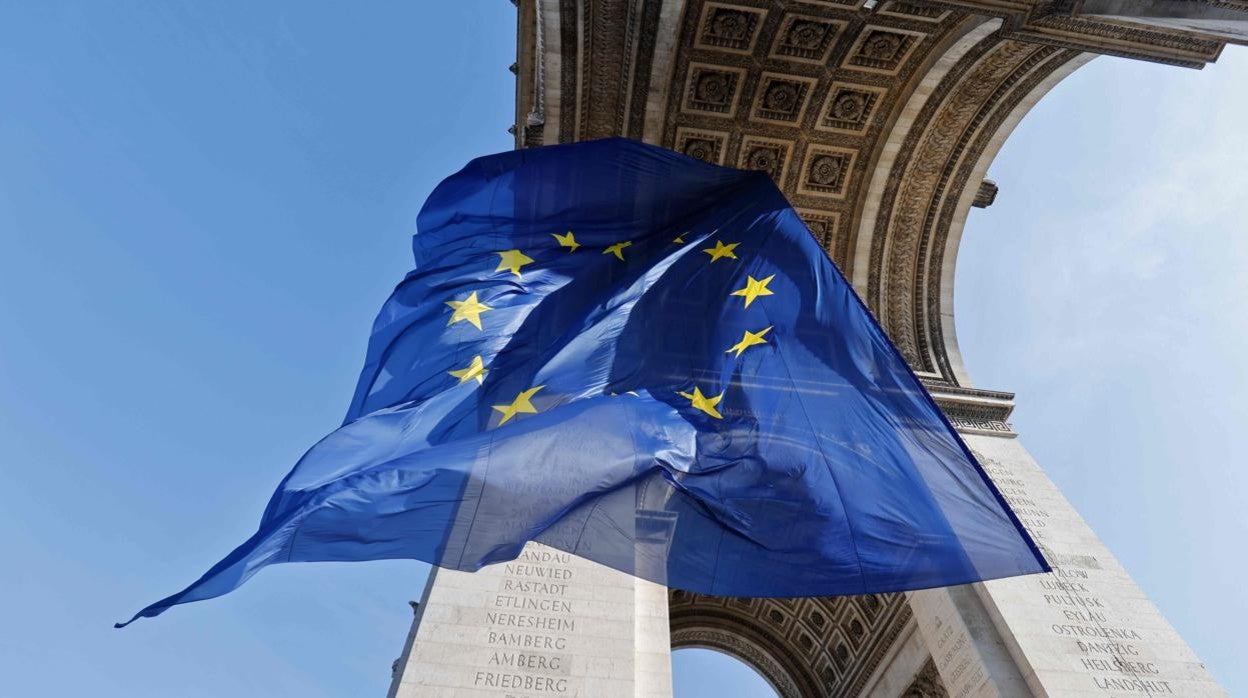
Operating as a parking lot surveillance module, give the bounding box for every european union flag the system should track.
[119,138,1045,627]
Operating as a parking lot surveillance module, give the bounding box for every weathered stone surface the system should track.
[966,432,1228,697]
[389,543,671,698]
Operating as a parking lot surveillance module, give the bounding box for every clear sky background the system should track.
[0,3,1242,697]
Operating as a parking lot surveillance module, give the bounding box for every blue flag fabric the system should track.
[119,138,1045,627]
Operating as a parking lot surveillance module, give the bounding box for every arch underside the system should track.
[512,0,1235,694]
[670,590,913,697]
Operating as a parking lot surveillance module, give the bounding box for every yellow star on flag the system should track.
[552,231,580,252]
[445,291,492,330]
[678,386,724,420]
[448,355,488,384]
[603,241,632,261]
[495,249,535,277]
[726,326,773,358]
[673,232,688,244]
[730,274,775,308]
[493,385,545,425]
[703,240,739,263]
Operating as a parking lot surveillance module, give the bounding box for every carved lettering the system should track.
[1050,624,1143,640]
[486,612,576,632]
[504,563,574,580]
[1076,640,1140,657]
[1092,676,1174,694]
[502,579,569,596]
[473,670,568,693]
[487,631,569,651]
[494,594,574,613]
[488,651,564,672]
[1080,657,1159,675]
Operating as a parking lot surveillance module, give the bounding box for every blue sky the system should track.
[0,3,1241,696]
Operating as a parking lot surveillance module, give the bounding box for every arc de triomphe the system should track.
[389,2,1243,696]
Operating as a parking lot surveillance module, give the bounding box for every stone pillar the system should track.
[907,429,1227,697]
[388,543,673,698]
[908,584,1031,697]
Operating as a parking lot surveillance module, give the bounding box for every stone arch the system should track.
[669,590,914,698]
[853,23,1094,387]
[515,1,1110,405]
[671,629,800,698]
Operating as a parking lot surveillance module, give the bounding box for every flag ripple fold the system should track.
[119,138,1046,626]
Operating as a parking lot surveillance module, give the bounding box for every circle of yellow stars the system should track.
[441,231,778,424]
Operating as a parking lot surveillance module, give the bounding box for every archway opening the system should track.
[673,647,780,698]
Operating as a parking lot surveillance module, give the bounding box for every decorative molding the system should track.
[798,145,858,199]
[749,72,819,126]
[971,178,999,207]
[682,62,749,117]
[817,82,889,135]
[769,13,846,64]
[675,126,730,164]
[842,26,928,74]
[738,135,796,184]
[928,381,1018,435]
[881,1,955,23]
[694,1,767,55]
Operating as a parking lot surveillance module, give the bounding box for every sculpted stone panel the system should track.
[674,126,730,164]
[880,2,954,23]
[651,0,977,287]
[684,63,750,117]
[817,82,887,134]
[769,13,845,63]
[695,2,768,54]
[798,145,858,199]
[737,135,796,183]
[842,26,927,73]
[750,72,820,125]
